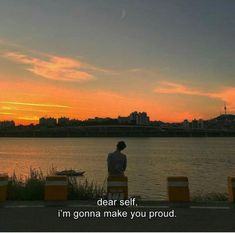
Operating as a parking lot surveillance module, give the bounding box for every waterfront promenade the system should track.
[1,201,235,231]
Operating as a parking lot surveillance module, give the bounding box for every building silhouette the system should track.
[0,120,15,129]
[58,117,70,126]
[39,117,57,127]
[118,111,150,125]
[191,119,204,129]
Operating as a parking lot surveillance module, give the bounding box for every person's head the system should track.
[116,141,127,151]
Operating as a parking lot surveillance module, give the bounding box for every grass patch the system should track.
[68,177,105,200]
[192,192,228,202]
[7,168,45,200]
[7,168,105,201]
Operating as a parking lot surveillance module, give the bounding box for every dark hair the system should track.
[116,141,126,151]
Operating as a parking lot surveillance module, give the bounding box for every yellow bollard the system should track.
[167,176,190,202]
[45,176,68,201]
[0,175,8,202]
[228,177,235,203]
[107,175,128,200]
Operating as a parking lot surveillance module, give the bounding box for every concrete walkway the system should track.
[0,201,235,231]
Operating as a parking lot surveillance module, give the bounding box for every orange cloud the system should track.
[154,82,209,97]
[1,107,49,113]
[213,88,235,111]
[0,101,71,108]
[0,112,14,115]
[1,106,12,110]
[4,52,96,82]
[154,81,235,111]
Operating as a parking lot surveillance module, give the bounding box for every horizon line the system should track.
[0,113,232,126]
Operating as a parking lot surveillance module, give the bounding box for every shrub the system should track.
[7,168,105,201]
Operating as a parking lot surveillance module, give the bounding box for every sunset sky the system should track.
[0,0,235,125]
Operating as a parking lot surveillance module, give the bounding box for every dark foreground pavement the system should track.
[1,201,235,232]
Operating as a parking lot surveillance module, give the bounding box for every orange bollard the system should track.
[0,175,8,202]
[45,176,68,201]
[228,177,235,203]
[107,175,128,200]
[167,176,190,202]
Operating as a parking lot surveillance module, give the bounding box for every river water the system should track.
[0,137,235,199]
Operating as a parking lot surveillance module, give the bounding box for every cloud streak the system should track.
[154,82,209,97]
[0,101,71,108]
[154,81,235,110]
[4,51,100,82]
[0,112,14,115]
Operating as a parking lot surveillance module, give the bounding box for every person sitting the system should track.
[107,141,127,176]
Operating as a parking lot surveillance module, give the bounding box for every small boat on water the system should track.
[55,169,85,176]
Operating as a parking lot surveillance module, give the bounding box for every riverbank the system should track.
[1,125,235,137]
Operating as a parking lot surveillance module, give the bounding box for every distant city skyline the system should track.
[0,0,235,125]
[1,108,233,127]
